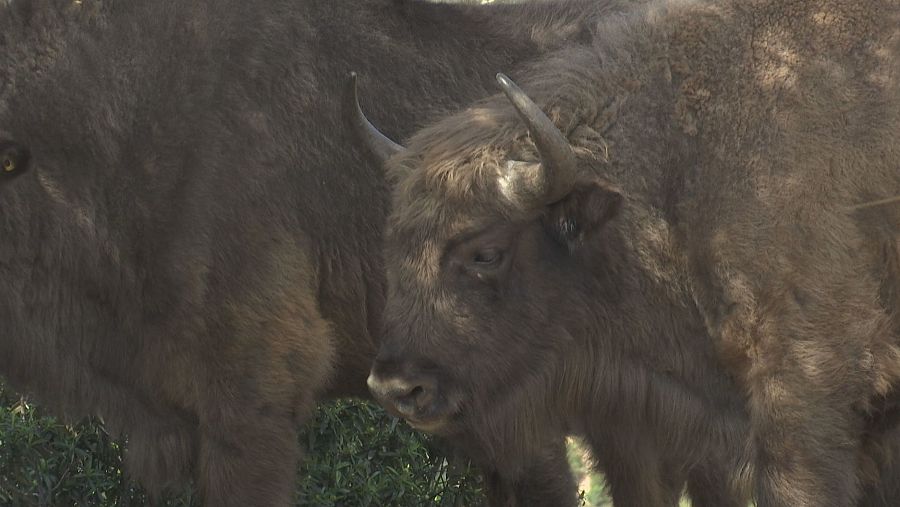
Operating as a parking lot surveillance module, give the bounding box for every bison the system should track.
[0,0,628,504]
[359,0,900,505]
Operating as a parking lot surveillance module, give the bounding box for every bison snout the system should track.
[367,372,437,419]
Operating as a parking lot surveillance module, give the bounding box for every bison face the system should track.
[355,74,622,433]
[373,194,620,434]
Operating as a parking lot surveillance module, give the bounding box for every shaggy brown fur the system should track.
[369,0,900,506]
[0,0,630,504]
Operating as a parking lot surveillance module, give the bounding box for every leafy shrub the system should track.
[297,400,481,507]
[0,384,481,506]
[1,381,627,506]
[0,388,153,506]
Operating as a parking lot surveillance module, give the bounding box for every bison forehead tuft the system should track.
[389,99,538,205]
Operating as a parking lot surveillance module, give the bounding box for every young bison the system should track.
[360,0,900,505]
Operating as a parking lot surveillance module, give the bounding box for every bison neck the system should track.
[553,214,749,471]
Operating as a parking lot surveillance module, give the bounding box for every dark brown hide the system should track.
[370,0,900,506]
[0,0,627,505]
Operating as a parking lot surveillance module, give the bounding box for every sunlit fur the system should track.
[379,0,900,505]
[0,0,633,504]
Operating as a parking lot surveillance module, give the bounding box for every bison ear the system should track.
[543,180,622,248]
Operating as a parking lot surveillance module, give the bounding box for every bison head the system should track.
[353,72,623,434]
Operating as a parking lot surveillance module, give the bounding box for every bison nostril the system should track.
[410,384,435,408]
[367,373,436,418]
[395,384,432,417]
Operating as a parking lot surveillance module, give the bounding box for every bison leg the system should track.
[586,431,685,507]
[599,458,684,507]
[750,385,865,507]
[854,424,900,507]
[189,248,336,505]
[481,438,578,507]
[857,473,900,507]
[514,439,579,506]
[124,417,197,498]
[685,459,749,507]
[727,275,894,507]
[197,414,300,506]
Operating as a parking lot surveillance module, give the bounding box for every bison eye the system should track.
[473,249,503,266]
[2,156,15,173]
[0,142,30,176]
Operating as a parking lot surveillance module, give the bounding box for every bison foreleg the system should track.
[686,458,751,507]
[480,437,578,507]
[586,429,686,507]
[196,414,300,507]
[735,280,892,507]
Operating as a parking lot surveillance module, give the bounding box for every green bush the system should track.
[297,400,481,507]
[0,382,626,506]
[0,384,482,506]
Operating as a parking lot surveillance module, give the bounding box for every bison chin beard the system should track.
[451,339,568,469]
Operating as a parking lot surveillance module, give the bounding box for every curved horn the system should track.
[347,71,406,164]
[495,73,577,208]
